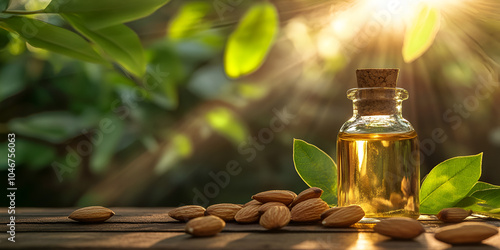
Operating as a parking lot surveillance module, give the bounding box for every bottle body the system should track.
[337,88,420,218]
[337,131,420,218]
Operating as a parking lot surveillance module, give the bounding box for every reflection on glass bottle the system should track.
[337,69,420,219]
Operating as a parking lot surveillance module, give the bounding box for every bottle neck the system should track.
[347,87,407,117]
[352,99,403,117]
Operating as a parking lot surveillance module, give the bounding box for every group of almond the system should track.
[167,187,498,245]
[66,187,498,245]
[168,187,363,236]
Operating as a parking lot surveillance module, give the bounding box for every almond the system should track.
[291,198,329,222]
[434,222,498,244]
[185,215,225,237]
[437,208,471,223]
[68,206,115,223]
[168,205,206,221]
[205,203,243,221]
[374,217,425,239]
[235,204,261,223]
[259,206,291,230]
[252,190,297,205]
[244,199,262,207]
[320,207,342,220]
[290,187,323,208]
[322,205,365,227]
[258,202,288,214]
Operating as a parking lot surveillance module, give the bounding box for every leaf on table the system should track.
[0,17,103,63]
[402,3,440,63]
[224,2,278,78]
[63,14,146,77]
[419,153,482,214]
[293,139,337,205]
[168,1,211,40]
[45,0,170,29]
[466,181,500,196]
[454,196,490,212]
[454,181,500,217]
[470,188,500,208]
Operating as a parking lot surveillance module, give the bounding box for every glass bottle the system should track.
[337,69,420,219]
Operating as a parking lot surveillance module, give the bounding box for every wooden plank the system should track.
[1,207,171,215]
[2,207,499,233]
[1,208,499,249]
[1,207,494,224]
[1,232,499,249]
[9,220,500,233]
[0,208,175,224]
[10,221,375,233]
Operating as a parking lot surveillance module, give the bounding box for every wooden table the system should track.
[1,208,499,249]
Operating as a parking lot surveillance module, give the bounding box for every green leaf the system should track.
[0,28,9,50]
[63,14,145,77]
[45,0,170,29]
[145,64,177,110]
[150,81,177,109]
[471,188,500,208]
[205,107,248,145]
[7,111,99,143]
[0,17,103,63]
[224,2,278,78]
[13,139,57,170]
[454,196,491,212]
[293,139,337,205]
[0,59,25,102]
[455,181,500,214]
[238,83,268,99]
[90,116,125,174]
[155,134,192,174]
[466,181,500,196]
[402,3,440,63]
[455,196,484,209]
[0,0,9,12]
[420,153,482,214]
[169,1,211,40]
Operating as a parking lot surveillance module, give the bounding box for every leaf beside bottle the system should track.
[293,139,337,205]
[419,153,482,214]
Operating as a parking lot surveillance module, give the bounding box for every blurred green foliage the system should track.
[224,2,278,78]
[0,0,499,208]
[402,4,440,63]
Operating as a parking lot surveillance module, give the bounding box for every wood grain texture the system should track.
[1,208,498,249]
[1,232,499,249]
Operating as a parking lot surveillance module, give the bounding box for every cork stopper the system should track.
[354,68,400,115]
[356,69,399,88]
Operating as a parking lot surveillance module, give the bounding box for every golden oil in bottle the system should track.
[337,131,419,218]
[337,69,420,218]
